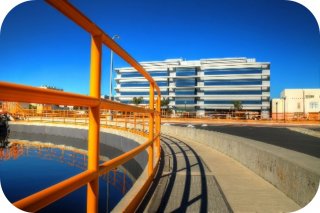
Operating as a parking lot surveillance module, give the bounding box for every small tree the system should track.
[28,104,36,109]
[232,101,243,118]
[161,97,170,110]
[233,100,243,111]
[132,97,144,105]
[160,97,170,116]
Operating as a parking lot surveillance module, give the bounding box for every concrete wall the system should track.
[162,125,320,207]
[9,123,148,179]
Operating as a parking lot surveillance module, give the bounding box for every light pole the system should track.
[276,101,278,121]
[302,89,305,118]
[283,96,286,122]
[107,35,119,210]
[109,35,120,100]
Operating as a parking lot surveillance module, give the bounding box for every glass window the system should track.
[176,79,196,87]
[121,71,168,78]
[121,81,168,87]
[204,100,262,105]
[204,80,262,86]
[121,72,142,78]
[175,99,196,104]
[175,89,196,95]
[204,68,262,75]
[120,92,149,96]
[156,91,168,95]
[120,91,168,96]
[309,102,319,109]
[175,106,195,111]
[176,68,196,76]
[157,81,168,87]
[150,71,168,77]
[204,90,262,95]
[121,82,149,87]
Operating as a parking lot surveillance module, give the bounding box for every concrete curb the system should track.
[287,127,320,139]
[8,122,159,212]
[9,122,148,178]
[161,125,320,207]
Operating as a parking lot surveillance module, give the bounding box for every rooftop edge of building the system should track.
[115,57,270,71]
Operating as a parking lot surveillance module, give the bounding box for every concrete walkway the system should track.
[138,134,300,212]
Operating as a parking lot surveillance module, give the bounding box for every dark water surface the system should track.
[0,141,133,212]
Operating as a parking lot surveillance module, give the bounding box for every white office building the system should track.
[115,58,270,118]
[272,89,320,120]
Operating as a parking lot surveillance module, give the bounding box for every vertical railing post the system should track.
[134,112,136,130]
[148,83,154,175]
[115,111,118,127]
[156,96,161,158]
[125,111,128,130]
[105,111,108,126]
[142,113,145,133]
[87,34,102,213]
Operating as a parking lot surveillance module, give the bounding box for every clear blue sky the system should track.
[0,0,319,98]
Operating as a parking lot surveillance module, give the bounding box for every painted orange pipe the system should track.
[148,83,155,176]
[86,35,102,213]
[156,96,161,158]
[0,82,99,107]
[100,99,153,113]
[5,0,164,212]
[99,133,160,175]
[45,0,161,95]
[13,170,96,212]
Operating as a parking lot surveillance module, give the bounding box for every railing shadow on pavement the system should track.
[137,134,233,212]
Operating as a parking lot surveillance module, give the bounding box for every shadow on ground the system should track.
[137,135,232,213]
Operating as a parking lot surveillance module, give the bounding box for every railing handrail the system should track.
[0,81,159,114]
[0,81,99,107]
[13,133,160,212]
[0,0,162,212]
[45,0,161,96]
[14,169,97,212]
[99,133,160,176]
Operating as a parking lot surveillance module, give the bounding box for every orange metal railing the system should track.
[3,108,152,137]
[1,141,131,196]
[0,0,161,212]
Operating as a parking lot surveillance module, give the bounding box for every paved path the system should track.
[138,134,300,212]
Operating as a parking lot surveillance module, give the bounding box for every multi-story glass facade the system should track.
[115,58,270,118]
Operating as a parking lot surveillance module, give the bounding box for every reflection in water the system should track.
[0,140,133,212]
[0,143,23,160]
